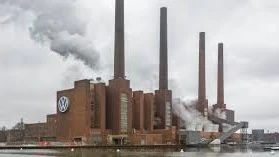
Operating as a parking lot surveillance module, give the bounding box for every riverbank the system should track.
[0,144,184,150]
[0,143,273,152]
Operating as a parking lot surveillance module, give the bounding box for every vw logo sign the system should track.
[58,96,69,113]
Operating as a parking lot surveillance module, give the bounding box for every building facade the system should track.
[24,114,57,143]
[53,79,176,145]
[252,129,265,142]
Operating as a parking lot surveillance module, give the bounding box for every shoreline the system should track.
[0,143,273,150]
[0,144,185,150]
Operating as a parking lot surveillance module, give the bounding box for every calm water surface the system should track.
[0,147,278,157]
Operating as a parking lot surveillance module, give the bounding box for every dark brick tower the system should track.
[196,32,208,117]
[213,43,227,132]
[114,0,125,79]
[214,43,226,111]
[155,7,172,129]
[159,7,168,90]
[106,0,132,135]
[198,32,206,102]
[217,43,225,108]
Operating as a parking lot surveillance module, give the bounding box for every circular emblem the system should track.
[58,96,69,113]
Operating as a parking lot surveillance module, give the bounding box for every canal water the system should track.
[0,147,277,157]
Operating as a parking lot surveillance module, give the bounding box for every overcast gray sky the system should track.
[0,0,279,132]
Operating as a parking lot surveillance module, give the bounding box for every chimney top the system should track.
[200,32,205,39]
[96,77,102,82]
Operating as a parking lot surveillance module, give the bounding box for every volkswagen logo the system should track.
[58,96,69,113]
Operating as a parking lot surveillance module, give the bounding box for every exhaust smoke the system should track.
[172,99,213,130]
[0,0,100,70]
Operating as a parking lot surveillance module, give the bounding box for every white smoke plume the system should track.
[172,98,213,128]
[213,108,226,120]
[0,0,100,70]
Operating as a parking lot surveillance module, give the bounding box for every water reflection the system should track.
[0,145,277,157]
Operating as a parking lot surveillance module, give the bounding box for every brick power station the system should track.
[21,0,248,145]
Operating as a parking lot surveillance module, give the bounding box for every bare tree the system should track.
[10,118,25,143]
[12,118,25,130]
[1,126,6,131]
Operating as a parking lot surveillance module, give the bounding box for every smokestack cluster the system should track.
[114,0,125,79]
[217,43,225,107]
[159,7,168,90]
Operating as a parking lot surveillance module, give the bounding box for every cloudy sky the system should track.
[0,0,279,132]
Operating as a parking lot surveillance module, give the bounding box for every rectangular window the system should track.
[120,93,128,133]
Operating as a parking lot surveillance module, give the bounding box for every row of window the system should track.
[120,93,128,133]
[165,102,171,127]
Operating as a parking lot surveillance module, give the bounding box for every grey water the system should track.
[0,147,277,157]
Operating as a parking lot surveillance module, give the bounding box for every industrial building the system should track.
[44,0,176,145]
[252,129,265,143]
[24,114,57,143]
[6,0,249,145]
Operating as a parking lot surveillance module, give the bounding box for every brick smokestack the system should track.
[198,32,206,102]
[159,7,168,90]
[114,0,125,79]
[217,43,225,107]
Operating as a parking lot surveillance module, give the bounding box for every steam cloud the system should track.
[0,0,100,70]
[173,98,231,132]
[213,108,226,120]
[172,99,213,127]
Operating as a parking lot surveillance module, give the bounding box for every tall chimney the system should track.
[159,7,168,90]
[198,32,206,101]
[114,0,125,79]
[217,43,224,107]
